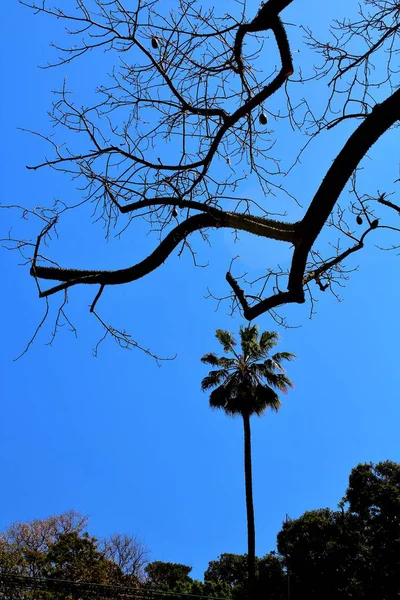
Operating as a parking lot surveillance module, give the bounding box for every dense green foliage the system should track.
[44,532,111,583]
[143,561,231,598]
[144,561,193,590]
[1,461,400,599]
[204,552,285,600]
[278,460,400,600]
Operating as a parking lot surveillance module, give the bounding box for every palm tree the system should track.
[201,325,294,599]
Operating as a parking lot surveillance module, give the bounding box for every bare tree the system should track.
[100,533,149,581]
[4,0,400,354]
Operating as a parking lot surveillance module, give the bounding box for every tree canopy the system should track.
[2,461,399,598]
[278,460,400,599]
[0,511,145,591]
[144,561,193,590]
[204,552,285,600]
[3,0,400,354]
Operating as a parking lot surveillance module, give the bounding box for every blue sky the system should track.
[1,0,399,581]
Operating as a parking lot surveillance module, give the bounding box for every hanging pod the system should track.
[151,36,159,50]
[259,112,268,126]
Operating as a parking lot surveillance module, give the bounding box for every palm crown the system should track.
[201,325,294,417]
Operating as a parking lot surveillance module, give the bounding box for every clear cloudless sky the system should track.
[1,0,399,581]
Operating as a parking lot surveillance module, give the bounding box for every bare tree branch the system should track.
[3,0,400,355]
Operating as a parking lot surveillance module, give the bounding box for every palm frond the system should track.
[249,362,273,378]
[239,324,261,359]
[239,324,259,343]
[271,351,296,364]
[259,331,279,353]
[217,357,237,369]
[215,329,237,354]
[263,358,285,373]
[201,369,229,391]
[210,375,244,416]
[265,372,294,394]
[201,352,220,366]
[253,384,281,414]
[201,352,225,366]
[209,385,230,410]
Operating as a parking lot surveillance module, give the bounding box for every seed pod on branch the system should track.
[259,112,268,126]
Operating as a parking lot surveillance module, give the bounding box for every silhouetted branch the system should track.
[3,0,400,355]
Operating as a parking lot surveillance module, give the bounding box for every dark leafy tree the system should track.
[277,461,400,600]
[144,561,193,591]
[205,553,250,593]
[204,552,285,600]
[44,532,110,583]
[201,579,232,599]
[344,460,400,520]
[3,0,400,355]
[201,325,294,597]
[277,509,367,599]
[144,561,231,598]
[256,553,286,600]
[343,460,400,599]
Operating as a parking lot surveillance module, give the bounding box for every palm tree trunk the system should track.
[243,412,256,599]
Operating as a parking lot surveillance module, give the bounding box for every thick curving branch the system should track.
[234,0,294,74]
[31,44,400,318]
[289,87,400,295]
[32,210,297,297]
[225,87,400,319]
[119,197,297,234]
